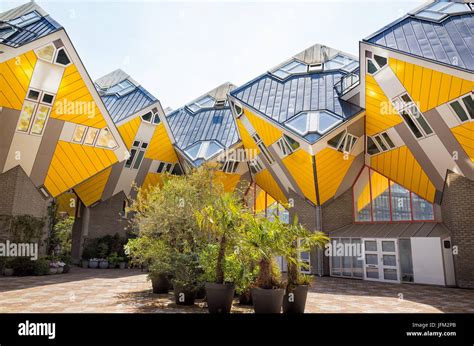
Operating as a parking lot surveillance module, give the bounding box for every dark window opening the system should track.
[55,48,71,65]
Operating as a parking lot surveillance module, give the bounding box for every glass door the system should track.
[363,239,400,282]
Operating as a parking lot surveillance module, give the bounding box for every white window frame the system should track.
[367,131,396,155]
[366,54,388,76]
[17,88,54,136]
[221,160,239,174]
[249,157,264,175]
[449,94,473,123]
[392,93,433,139]
[53,47,72,67]
[231,101,244,118]
[252,133,275,164]
[125,140,148,170]
[141,109,161,125]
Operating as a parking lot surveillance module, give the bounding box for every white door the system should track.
[363,239,400,283]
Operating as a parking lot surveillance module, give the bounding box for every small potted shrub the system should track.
[171,252,201,306]
[196,193,246,313]
[107,252,120,269]
[88,258,99,268]
[282,217,328,314]
[242,216,287,314]
[33,258,50,276]
[98,258,109,269]
[49,261,59,274]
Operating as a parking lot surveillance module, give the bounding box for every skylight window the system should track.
[188,95,215,113]
[105,80,135,96]
[184,140,223,161]
[285,111,342,136]
[416,2,471,21]
[272,60,307,79]
[8,11,41,28]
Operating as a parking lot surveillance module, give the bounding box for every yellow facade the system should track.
[145,123,178,163]
[451,122,474,162]
[74,167,112,206]
[254,169,287,204]
[281,149,317,204]
[118,116,142,150]
[389,58,474,112]
[141,172,163,192]
[365,74,403,136]
[236,118,259,159]
[51,64,107,128]
[44,141,117,197]
[0,51,37,110]
[244,109,282,147]
[316,148,354,205]
[370,145,436,202]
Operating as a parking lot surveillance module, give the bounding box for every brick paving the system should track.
[0,267,473,313]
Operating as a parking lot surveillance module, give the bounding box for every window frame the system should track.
[449,94,473,123]
[366,54,388,76]
[16,88,54,136]
[367,131,396,155]
[252,133,275,164]
[125,140,148,170]
[392,93,433,139]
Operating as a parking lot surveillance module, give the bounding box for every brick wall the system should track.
[441,172,474,289]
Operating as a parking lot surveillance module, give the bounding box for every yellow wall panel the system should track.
[74,168,112,206]
[144,124,178,163]
[365,74,403,136]
[51,64,107,128]
[0,51,37,110]
[316,148,354,205]
[214,171,242,193]
[370,145,436,202]
[254,169,287,204]
[141,172,163,192]
[55,192,77,216]
[389,57,474,112]
[44,141,118,197]
[451,122,474,162]
[118,116,141,150]
[254,190,276,213]
[282,149,317,204]
[244,108,282,146]
[237,118,259,159]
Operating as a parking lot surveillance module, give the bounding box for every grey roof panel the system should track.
[1,15,61,47]
[365,14,474,72]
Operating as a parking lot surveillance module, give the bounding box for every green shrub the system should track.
[33,258,50,276]
[8,257,35,276]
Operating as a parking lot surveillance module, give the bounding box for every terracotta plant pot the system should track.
[151,274,170,294]
[205,283,235,313]
[251,288,285,314]
[173,284,197,306]
[282,285,309,314]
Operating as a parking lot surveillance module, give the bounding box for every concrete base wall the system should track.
[441,172,474,289]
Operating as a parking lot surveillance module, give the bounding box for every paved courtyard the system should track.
[0,267,473,313]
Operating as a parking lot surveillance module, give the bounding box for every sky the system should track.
[3,0,426,109]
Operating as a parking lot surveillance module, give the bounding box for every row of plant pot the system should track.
[81,258,127,269]
[150,274,308,313]
[1,258,70,276]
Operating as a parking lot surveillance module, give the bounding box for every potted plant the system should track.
[49,261,59,274]
[196,193,246,314]
[98,258,109,269]
[56,261,66,274]
[107,252,119,269]
[282,217,328,314]
[33,258,50,276]
[88,258,99,268]
[171,252,201,306]
[241,215,288,313]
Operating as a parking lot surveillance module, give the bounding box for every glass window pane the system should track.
[125,149,137,168]
[366,267,379,279]
[353,167,372,222]
[364,240,377,252]
[367,59,378,74]
[84,128,99,145]
[374,135,388,151]
[318,111,341,133]
[383,268,398,280]
[352,239,363,278]
[461,96,473,119]
[72,125,86,143]
[391,183,411,221]
[132,150,145,169]
[286,112,309,135]
[27,89,40,101]
[450,100,469,121]
[205,141,223,159]
[185,142,201,160]
[410,106,433,135]
[382,241,395,253]
[17,101,36,132]
[30,105,50,135]
[96,128,117,149]
[383,255,396,266]
[142,112,152,122]
[374,55,387,68]
[36,44,55,62]
[367,137,380,155]
[370,171,390,221]
[331,239,341,276]
[399,239,414,282]
[412,193,434,220]
[365,254,378,265]
[400,111,423,138]
[381,132,395,148]
[342,238,352,276]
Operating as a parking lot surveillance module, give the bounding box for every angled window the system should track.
[142,111,152,122]
[286,111,342,137]
[367,131,395,155]
[416,2,470,21]
[272,60,307,79]
[222,160,239,174]
[328,130,358,154]
[8,11,41,28]
[187,95,215,113]
[325,54,358,71]
[450,94,473,122]
[126,141,148,170]
[17,89,53,136]
[184,140,223,161]
[214,99,226,109]
[142,108,161,124]
[105,80,135,96]
[96,128,117,149]
[276,135,300,158]
[366,136,380,155]
[54,48,71,66]
[0,25,17,42]
[231,101,244,118]
[366,55,387,75]
[72,125,87,143]
[252,133,274,164]
[35,44,56,63]
[353,167,434,223]
[249,157,264,174]
[84,127,99,145]
[392,93,433,138]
